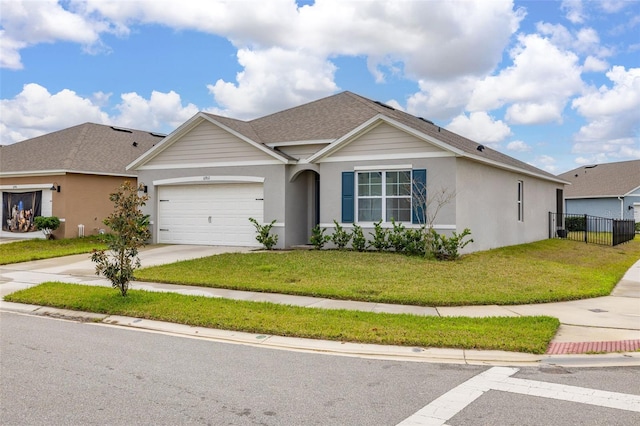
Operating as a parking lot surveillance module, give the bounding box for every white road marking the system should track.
[397,366,640,426]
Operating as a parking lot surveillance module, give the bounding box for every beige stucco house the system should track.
[129,91,568,252]
[1,123,164,240]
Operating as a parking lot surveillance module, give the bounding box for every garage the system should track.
[157,183,263,246]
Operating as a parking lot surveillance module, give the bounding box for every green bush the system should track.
[429,228,473,261]
[566,216,586,232]
[369,220,391,251]
[351,224,366,252]
[249,218,278,250]
[310,224,331,250]
[34,216,61,239]
[331,220,352,250]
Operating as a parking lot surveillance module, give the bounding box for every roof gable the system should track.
[140,119,284,169]
[558,159,640,198]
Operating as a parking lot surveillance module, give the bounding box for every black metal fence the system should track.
[549,212,636,246]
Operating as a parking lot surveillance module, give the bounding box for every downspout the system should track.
[618,196,624,219]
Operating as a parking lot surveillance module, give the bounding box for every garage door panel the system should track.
[158,183,264,246]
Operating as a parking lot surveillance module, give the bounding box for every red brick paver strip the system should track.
[546,339,640,354]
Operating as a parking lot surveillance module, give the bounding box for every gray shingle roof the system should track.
[204,91,561,181]
[558,159,640,197]
[1,123,164,176]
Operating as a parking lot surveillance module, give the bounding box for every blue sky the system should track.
[1,0,638,174]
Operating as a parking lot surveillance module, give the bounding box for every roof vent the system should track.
[418,117,434,125]
[132,142,138,147]
[477,145,485,152]
[110,126,133,133]
[374,101,395,110]
[149,132,165,138]
[585,165,598,169]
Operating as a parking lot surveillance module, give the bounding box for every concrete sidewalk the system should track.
[1,245,639,366]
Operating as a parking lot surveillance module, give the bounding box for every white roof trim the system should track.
[0,169,137,178]
[127,112,291,170]
[311,151,454,164]
[353,164,413,171]
[624,185,640,197]
[460,153,569,185]
[153,176,265,186]
[137,159,284,171]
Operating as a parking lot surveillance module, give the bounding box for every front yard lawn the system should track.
[135,238,640,306]
[4,282,560,354]
[0,236,106,265]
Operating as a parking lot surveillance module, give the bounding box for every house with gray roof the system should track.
[558,160,640,223]
[1,123,164,239]
[128,91,567,252]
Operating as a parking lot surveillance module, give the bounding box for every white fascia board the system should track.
[315,151,454,164]
[0,170,66,178]
[624,185,640,197]
[137,159,284,171]
[265,139,333,148]
[0,170,137,178]
[153,175,265,186]
[307,114,464,163]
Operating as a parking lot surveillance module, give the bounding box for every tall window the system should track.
[517,180,524,222]
[357,171,411,222]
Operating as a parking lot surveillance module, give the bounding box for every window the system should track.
[517,180,524,221]
[357,171,412,222]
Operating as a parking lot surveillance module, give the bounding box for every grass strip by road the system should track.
[0,236,106,265]
[4,282,559,354]
[136,238,640,306]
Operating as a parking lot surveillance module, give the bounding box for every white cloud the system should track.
[206,47,338,119]
[571,66,640,160]
[561,0,585,24]
[506,140,532,152]
[0,83,197,143]
[446,112,512,145]
[0,0,110,69]
[533,154,558,173]
[114,90,199,130]
[405,77,479,121]
[583,56,609,72]
[468,33,583,125]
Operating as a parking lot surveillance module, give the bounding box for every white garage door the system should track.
[157,183,263,246]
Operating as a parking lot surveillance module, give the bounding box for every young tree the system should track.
[91,182,150,296]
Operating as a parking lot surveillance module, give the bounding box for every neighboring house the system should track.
[1,123,164,240]
[128,91,567,252]
[558,160,640,222]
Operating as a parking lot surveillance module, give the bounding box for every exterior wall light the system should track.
[50,183,61,192]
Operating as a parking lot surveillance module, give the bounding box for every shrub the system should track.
[249,218,278,250]
[429,228,473,261]
[351,224,366,252]
[388,219,407,253]
[331,220,352,250]
[369,220,391,251]
[310,224,331,250]
[566,216,586,232]
[34,216,61,239]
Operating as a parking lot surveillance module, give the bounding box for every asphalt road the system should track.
[1,312,639,425]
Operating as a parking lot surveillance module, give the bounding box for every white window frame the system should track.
[517,180,524,222]
[356,170,412,223]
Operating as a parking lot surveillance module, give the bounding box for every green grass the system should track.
[135,237,640,306]
[0,236,107,265]
[4,282,560,354]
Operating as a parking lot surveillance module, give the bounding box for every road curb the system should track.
[3,302,639,368]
